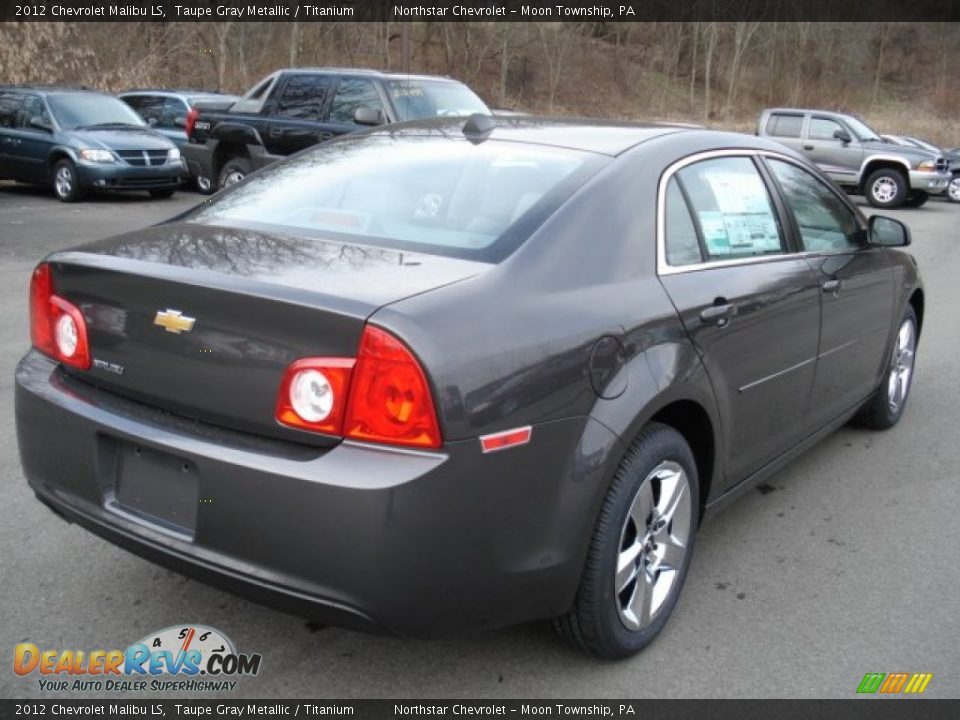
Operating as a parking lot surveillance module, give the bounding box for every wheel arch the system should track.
[909,287,924,338]
[859,156,910,193]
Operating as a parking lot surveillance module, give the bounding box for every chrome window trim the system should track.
[656,148,868,277]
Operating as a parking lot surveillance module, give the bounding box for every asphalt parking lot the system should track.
[0,182,957,699]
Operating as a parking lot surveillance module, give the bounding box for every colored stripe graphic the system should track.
[857,673,885,693]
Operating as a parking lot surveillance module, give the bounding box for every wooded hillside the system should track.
[1,21,957,145]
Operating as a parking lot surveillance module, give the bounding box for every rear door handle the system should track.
[803,144,814,151]
[269,126,282,138]
[700,302,738,325]
[822,279,841,294]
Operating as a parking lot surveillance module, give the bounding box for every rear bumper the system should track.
[76,160,186,191]
[15,351,616,637]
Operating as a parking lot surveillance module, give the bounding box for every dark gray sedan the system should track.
[15,117,923,658]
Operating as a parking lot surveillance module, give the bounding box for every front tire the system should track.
[52,159,84,203]
[217,156,252,191]
[903,190,929,208]
[864,168,908,209]
[554,423,699,658]
[852,306,918,430]
[948,175,960,204]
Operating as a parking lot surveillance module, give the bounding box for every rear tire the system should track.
[149,188,176,199]
[553,423,699,658]
[218,156,252,191]
[852,306,918,430]
[52,159,84,203]
[864,168,908,209]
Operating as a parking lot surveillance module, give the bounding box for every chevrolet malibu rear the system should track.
[16,118,922,658]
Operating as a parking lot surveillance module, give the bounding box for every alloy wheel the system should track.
[55,166,73,198]
[222,170,245,188]
[871,177,898,204]
[615,460,692,632]
[949,177,960,203]
[887,318,916,412]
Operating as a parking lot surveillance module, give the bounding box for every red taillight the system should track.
[275,358,355,435]
[344,326,442,449]
[29,263,91,370]
[275,325,442,449]
[185,107,199,137]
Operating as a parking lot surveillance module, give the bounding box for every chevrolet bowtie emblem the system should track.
[153,309,196,334]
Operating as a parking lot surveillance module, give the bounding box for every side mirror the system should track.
[28,115,52,133]
[352,106,383,126]
[869,215,911,247]
[833,128,852,144]
[173,115,187,128]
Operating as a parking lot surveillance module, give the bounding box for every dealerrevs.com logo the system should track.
[14,625,262,693]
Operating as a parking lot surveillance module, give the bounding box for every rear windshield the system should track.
[48,93,146,130]
[187,136,604,262]
[388,80,490,121]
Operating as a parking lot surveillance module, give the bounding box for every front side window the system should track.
[809,117,845,141]
[766,114,803,138]
[275,75,329,120]
[676,157,785,261]
[328,79,383,124]
[186,137,603,262]
[17,95,51,130]
[767,159,862,252]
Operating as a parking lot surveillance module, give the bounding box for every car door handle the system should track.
[700,302,738,325]
[317,131,333,141]
[269,126,282,138]
[803,144,814,151]
[821,279,841,294]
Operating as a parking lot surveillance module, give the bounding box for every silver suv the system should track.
[758,108,951,208]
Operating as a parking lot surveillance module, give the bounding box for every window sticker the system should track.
[698,211,731,255]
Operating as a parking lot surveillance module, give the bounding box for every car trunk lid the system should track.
[46,223,487,446]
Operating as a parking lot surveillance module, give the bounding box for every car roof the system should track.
[763,107,854,118]
[357,116,713,157]
[119,89,235,97]
[279,67,458,82]
[0,86,101,95]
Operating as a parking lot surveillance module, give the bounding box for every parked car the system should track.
[16,118,923,658]
[0,87,185,201]
[758,108,951,208]
[118,89,238,149]
[182,67,490,193]
[883,135,960,204]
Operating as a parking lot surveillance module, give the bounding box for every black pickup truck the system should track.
[183,68,490,193]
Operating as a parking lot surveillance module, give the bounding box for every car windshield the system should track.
[48,94,146,130]
[844,116,881,142]
[387,80,490,121]
[187,136,602,262]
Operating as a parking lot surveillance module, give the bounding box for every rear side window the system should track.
[0,92,23,128]
[767,159,862,252]
[275,75,330,120]
[677,157,785,261]
[766,114,804,138]
[328,79,383,124]
[664,178,702,266]
[187,137,603,262]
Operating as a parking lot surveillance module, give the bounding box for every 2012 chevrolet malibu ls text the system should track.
[15,117,923,658]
